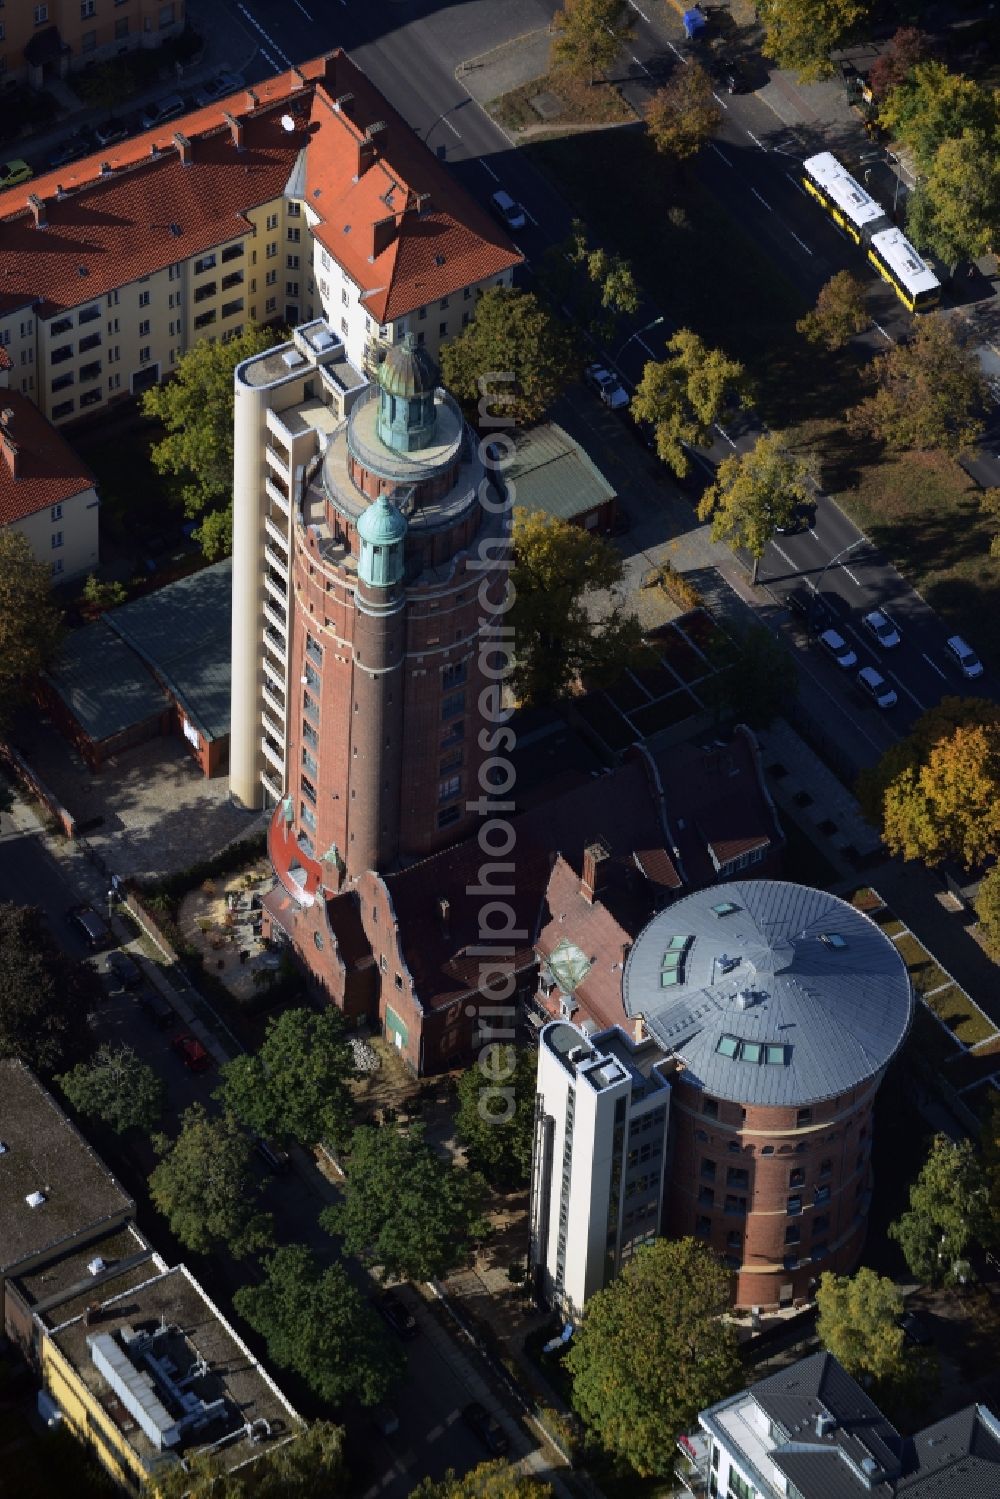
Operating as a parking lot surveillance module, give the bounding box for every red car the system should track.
[171,1033,211,1073]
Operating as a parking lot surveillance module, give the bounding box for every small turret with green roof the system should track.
[375,333,439,453]
[357,494,407,588]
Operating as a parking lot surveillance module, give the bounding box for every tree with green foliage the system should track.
[0,903,96,1074]
[322,1122,488,1283]
[890,1134,990,1286]
[645,62,722,162]
[868,27,932,104]
[510,509,646,705]
[906,130,1000,265]
[456,1046,537,1190]
[151,1421,346,1498]
[149,1104,273,1257]
[758,0,868,82]
[412,1464,552,1499]
[796,271,869,350]
[975,866,1000,956]
[847,314,987,456]
[702,622,798,729]
[440,287,576,427]
[234,1244,403,1406]
[697,432,812,584]
[632,329,751,478]
[215,1006,355,1150]
[879,61,996,172]
[566,1238,740,1476]
[550,0,634,84]
[58,1044,165,1134]
[816,1268,907,1389]
[857,697,1000,869]
[982,1090,1000,1249]
[81,574,128,615]
[0,531,62,725]
[141,324,278,560]
[550,220,640,345]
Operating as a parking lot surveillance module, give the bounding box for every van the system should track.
[141,94,186,131]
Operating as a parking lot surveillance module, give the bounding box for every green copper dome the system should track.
[358,494,407,545]
[377,333,439,398]
[357,495,407,588]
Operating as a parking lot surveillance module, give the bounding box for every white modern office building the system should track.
[529,1020,673,1315]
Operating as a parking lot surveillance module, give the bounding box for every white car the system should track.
[862,609,901,649]
[819,629,857,669]
[857,665,897,709]
[945,634,983,678]
[490,189,526,231]
[585,363,629,410]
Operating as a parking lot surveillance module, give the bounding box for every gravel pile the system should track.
[349,1036,381,1073]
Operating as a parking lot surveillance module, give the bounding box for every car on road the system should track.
[194,71,243,107]
[819,629,857,669]
[787,588,834,633]
[489,188,526,232]
[371,1290,418,1340]
[462,1401,509,1456]
[171,1032,211,1072]
[94,119,128,147]
[106,949,142,989]
[68,904,112,950]
[862,608,901,649]
[945,634,983,678]
[141,93,186,131]
[136,988,174,1029]
[0,159,32,189]
[857,665,897,709]
[585,363,629,410]
[900,1310,933,1346]
[48,129,96,169]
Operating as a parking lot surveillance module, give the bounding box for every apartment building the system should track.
[529,1020,673,1315]
[688,1350,1000,1499]
[3,0,184,88]
[0,387,98,579]
[0,50,521,425]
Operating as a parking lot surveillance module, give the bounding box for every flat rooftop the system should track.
[0,1060,133,1275]
[50,1264,301,1479]
[14,1224,158,1322]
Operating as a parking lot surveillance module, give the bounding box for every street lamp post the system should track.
[614,314,666,364]
[809,536,866,631]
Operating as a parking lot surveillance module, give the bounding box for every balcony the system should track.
[264,514,289,552]
[263,600,286,636]
[262,655,285,693]
[264,544,287,579]
[262,624,286,663]
[266,476,289,517]
[262,683,285,723]
[260,768,283,804]
[262,709,284,747]
[675,1432,711,1496]
[264,574,287,613]
[261,736,285,774]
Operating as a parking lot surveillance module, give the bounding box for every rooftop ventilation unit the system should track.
[25,1190,46,1208]
[735,990,754,1011]
[0,1140,7,1154]
[87,1257,107,1277]
[815,1412,836,1437]
[281,349,306,369]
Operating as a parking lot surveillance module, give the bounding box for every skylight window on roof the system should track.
[716,1034,739,1058]
[665,934,691,952]
[661,952,680,972]
[712,901,739,918]
[765,1044,787,1065]
[742,1041,763,1064]
[660,968,681,987]
[819,933,847,949]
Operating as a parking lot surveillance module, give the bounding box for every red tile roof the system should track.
[0,52,520,321]
[536,856,633,1033]
[0,390,95,523]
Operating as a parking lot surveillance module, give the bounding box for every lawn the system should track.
[891,932,950,996]
[489,73,634,133]
[921,983,996,1046]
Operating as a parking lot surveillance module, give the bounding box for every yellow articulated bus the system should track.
[802,152,941,312]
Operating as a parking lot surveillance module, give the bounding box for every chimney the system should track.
[27,193,46,229]
[580,839,611,904]
[224,110,244,150]
[0,408,18,477]
[83,1303,101,1328]
[173,131,192,165]
[244,88,258,111]
[437,897,451,937]
[290,65,307,88]
[371,213,397,261]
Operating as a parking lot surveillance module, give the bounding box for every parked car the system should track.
[819,629,857,669]
[585,363,629,410]
[106,949,142,990]
[254,1136,291,1174]
[194,71,243,107]
[136,988,174,1029]
[862,608,901,649]
[857,665,897,709]
[0,159,32,189]
[141,93,186,131]
[171,1033,211,1072]
[787,588,834,633]
[371,1291,418,1341]
[489,188,526,232]
[68,904,112,950]
[462,1402,509,1455]
[48,129,96,169]
[945,634,983,679]
[94,119,128,147]
[900,1310,933,1346]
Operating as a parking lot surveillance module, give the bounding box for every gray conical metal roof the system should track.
[377,333,438,398]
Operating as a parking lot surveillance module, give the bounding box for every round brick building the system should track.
[622,880,913,1309]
